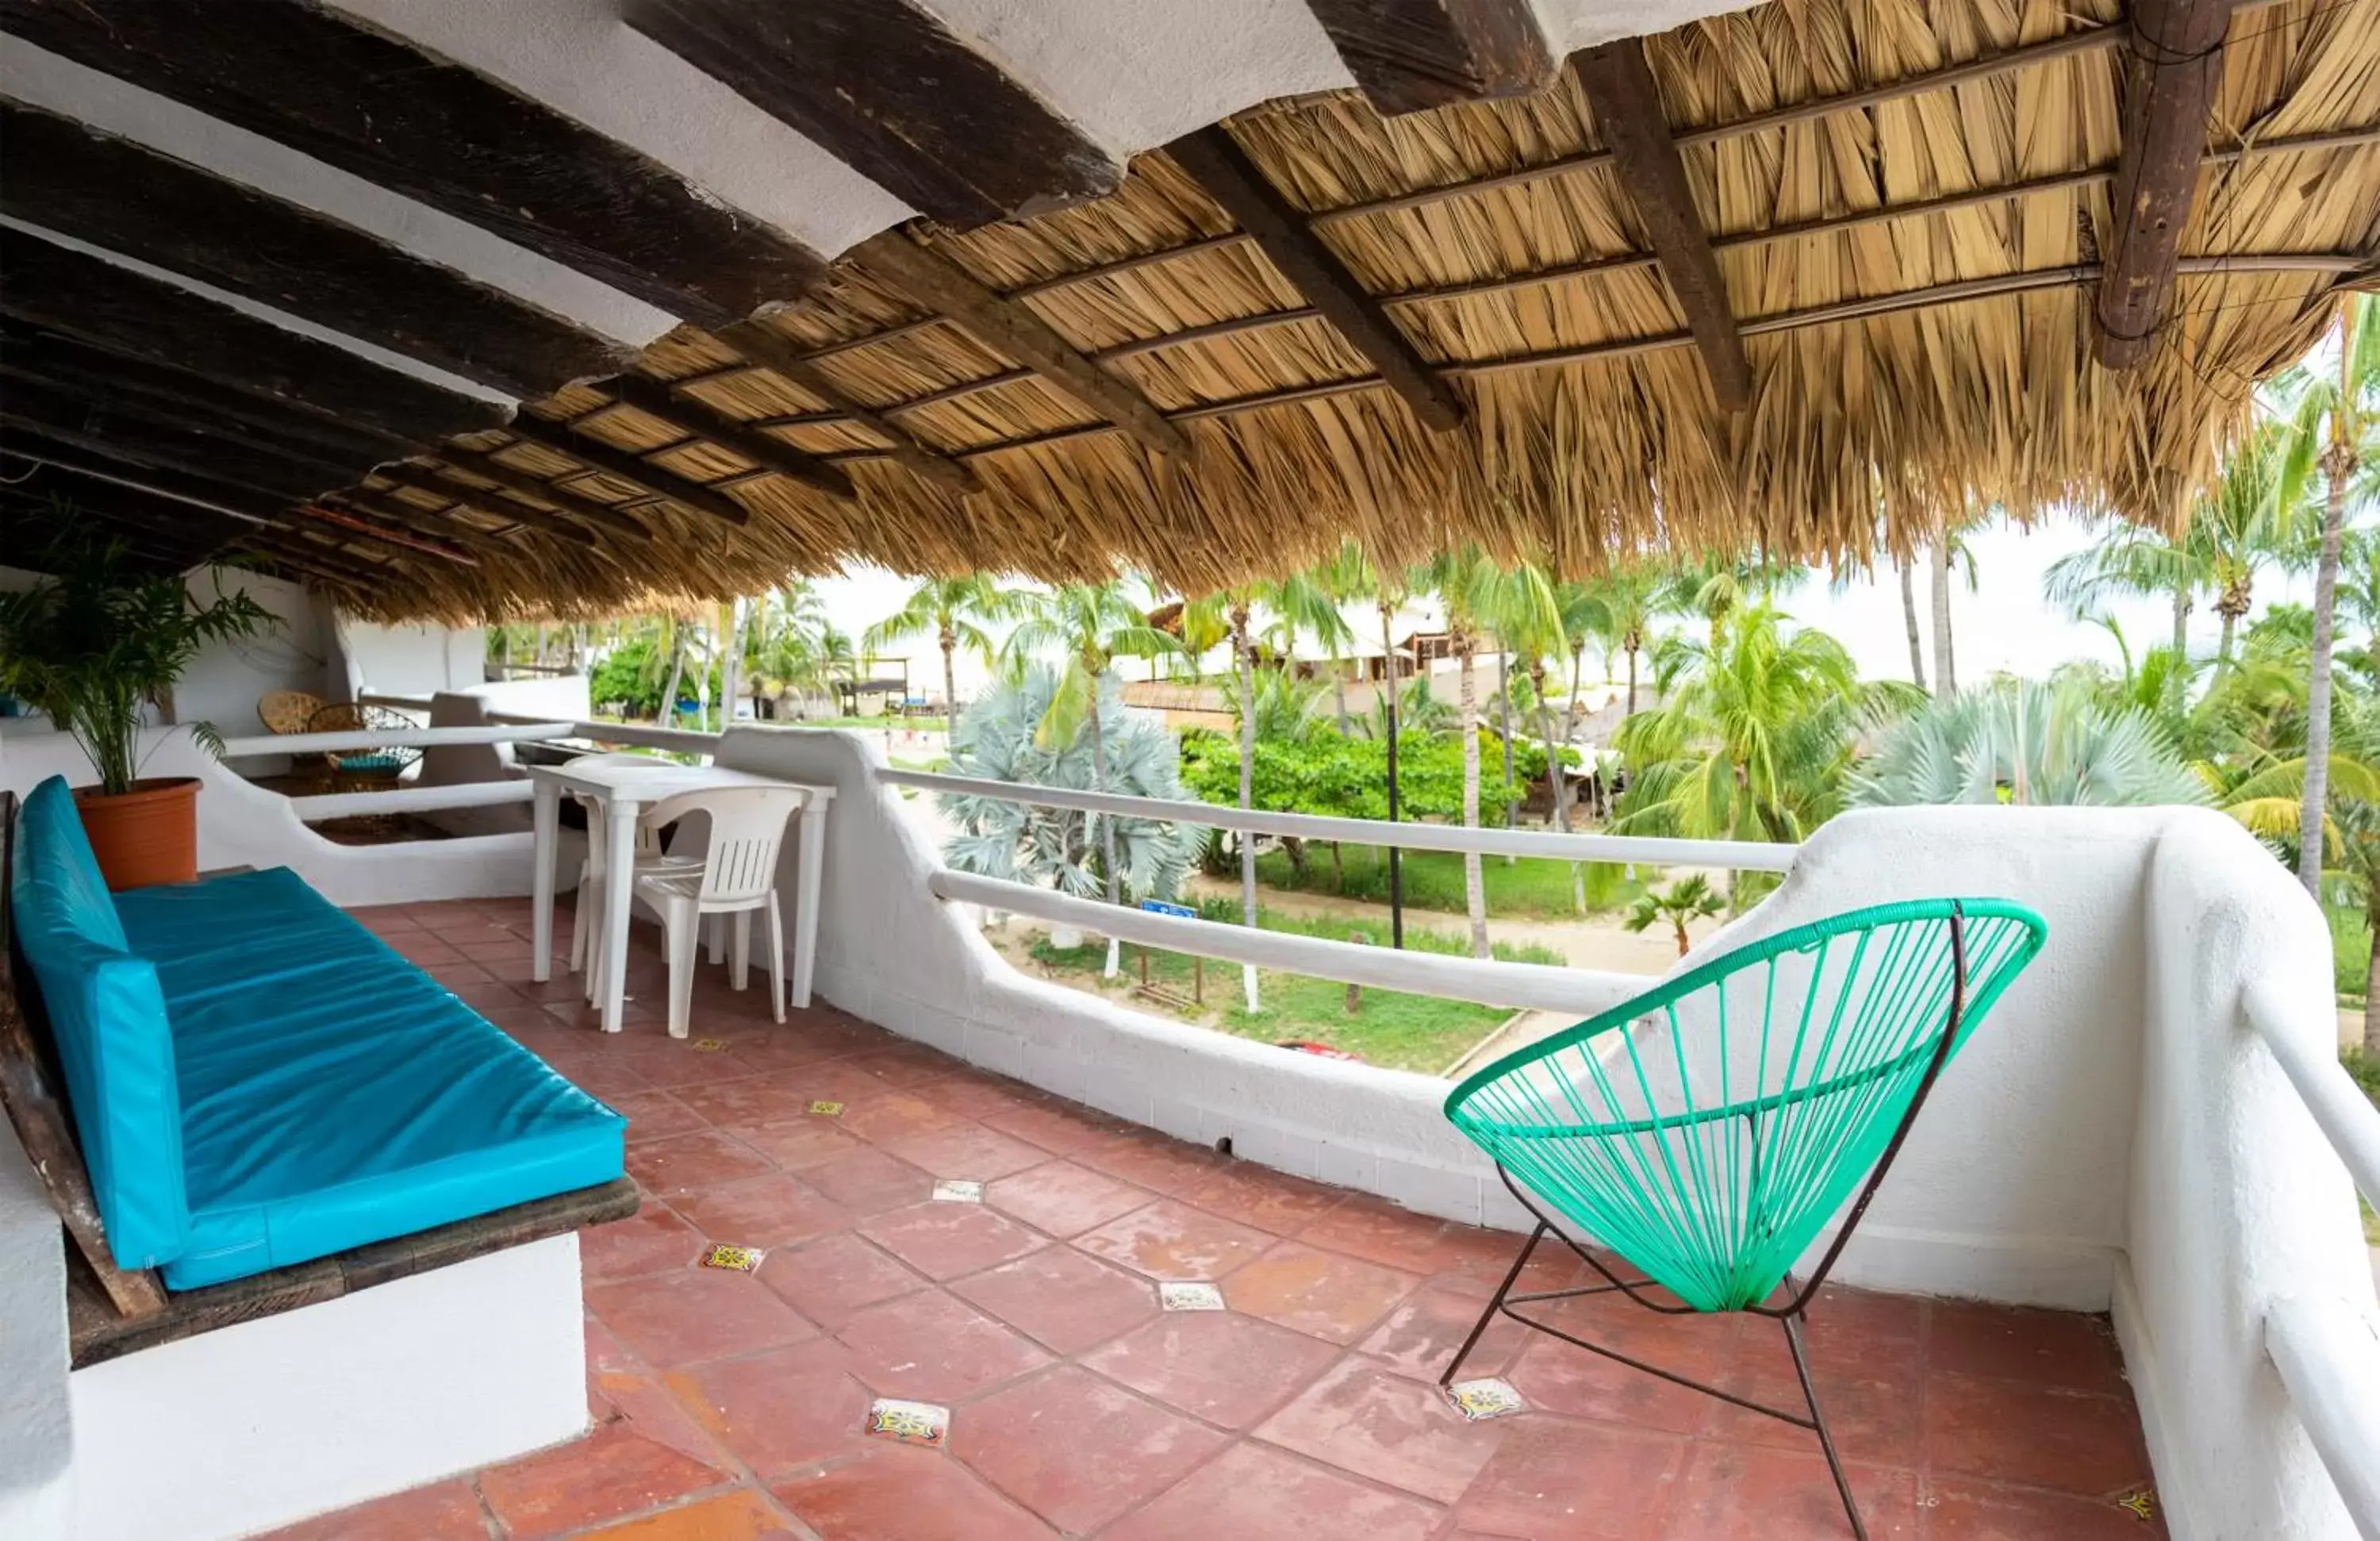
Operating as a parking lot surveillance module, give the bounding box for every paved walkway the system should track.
[274,896,2169,1540]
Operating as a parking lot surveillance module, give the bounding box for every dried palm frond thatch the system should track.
[307,0,2378,621]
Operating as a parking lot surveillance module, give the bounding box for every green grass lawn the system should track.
[1247,843,1649,920]
[2330,901,2370,1005]
[1023,898,1562,1074]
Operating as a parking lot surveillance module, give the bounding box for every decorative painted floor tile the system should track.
[1446,1377,1526,1420]
[698,1243,765,1273]
[809,1100,846,1116]
[864,1397,950,1449]
[932,1179,985,1203]
[1159,1282,1225,1312]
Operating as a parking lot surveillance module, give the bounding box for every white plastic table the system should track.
[528,759,835,1032]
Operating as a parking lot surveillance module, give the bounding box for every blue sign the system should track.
[1139,900,1196,919]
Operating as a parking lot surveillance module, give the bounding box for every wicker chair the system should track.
[303,702,422,796]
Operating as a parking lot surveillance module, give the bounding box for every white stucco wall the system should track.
[332,615,489,703]
[0,1116,71,1541]
[0,726,559,907]
[70,1235,588,1541]
[2120,815,2371,1541]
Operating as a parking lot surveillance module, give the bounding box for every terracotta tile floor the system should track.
[267,897,2169,1540]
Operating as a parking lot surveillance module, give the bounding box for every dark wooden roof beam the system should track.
[850,230,1191,457]
[0,381,337,504]
[501,415,753,527]
[1303,0,1557,116]
[0,101,628,397]
[0,226,510,447]
[2094,0,2235,368]
[1167,128,1464,431]
[1576,40,1752,412]
[0,0,823,325]
[623,0,1120,228]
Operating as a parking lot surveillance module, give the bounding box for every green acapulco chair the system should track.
[1440,898,2048,1541]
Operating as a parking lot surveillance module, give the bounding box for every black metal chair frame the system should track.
[1439,907,1970,1541]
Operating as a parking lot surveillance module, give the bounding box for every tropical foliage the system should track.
[940,666,1198,901]
[0,532,276,794]
[1614,604,1909,847]
[1849,679,2209,808]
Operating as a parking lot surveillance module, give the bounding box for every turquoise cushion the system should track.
[10,777,189,1268]
[114,868,624,1289]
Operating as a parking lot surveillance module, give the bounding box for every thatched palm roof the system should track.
[10,0,2375,621]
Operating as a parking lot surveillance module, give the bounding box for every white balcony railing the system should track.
[2246,976,2380,1540]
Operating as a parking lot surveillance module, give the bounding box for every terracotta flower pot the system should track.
[74,778,202,891]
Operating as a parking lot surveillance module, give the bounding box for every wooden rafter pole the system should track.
[2094,0,2235,368]
[300,504,478,565]
[847,230,1192,457]
[714,320,981,493]
[1167,127,1464,432]
[330,491,508,551]
[367,465,604,549]
[600,375,857,501]
[500,414,752,527]
[412,449,657,543]
[1575,40,1752,412]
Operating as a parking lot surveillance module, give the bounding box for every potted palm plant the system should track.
[0,531,275,889]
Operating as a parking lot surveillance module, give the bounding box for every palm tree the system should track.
[862,574,1013,740]
[2278,294,2379,894]
[1418,547,1562,957]
[1580,564,1663,720]
[1187,571,1347,1009]
[2044,420,2315,671]
[1616,605,1905,901]
[1623,874,1724,957]
[1003,581,1180,974]
[743,584,853,719]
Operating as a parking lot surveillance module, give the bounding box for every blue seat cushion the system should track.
[113,868,624,1289]
[10,777,188,1268]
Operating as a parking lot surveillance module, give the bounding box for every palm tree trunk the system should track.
[2217,609,2239,669]
[1625,639,1641,717]
[2171,591,2190,657]
[1459,647,1488,959]
[717,601,742,732]
[1929,530,1957,698]
[2300,463,2347,895]
[1534,673,1568,832]
[656,634,684,728]
[1332,673,1349,736]
[1236,621,1261,1009]
[1566,640,1589,740]
[2365,890,2379,1055]
[1089,688,1124,977]
[1536,686,1583,914]
[1898,558,1926,690]
[1495,652,1516,838]
[1377,596,1405,950]
[941,636,961,744]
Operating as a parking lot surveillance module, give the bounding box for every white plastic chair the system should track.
[565,754,702,986]
[632,785,806,1036]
